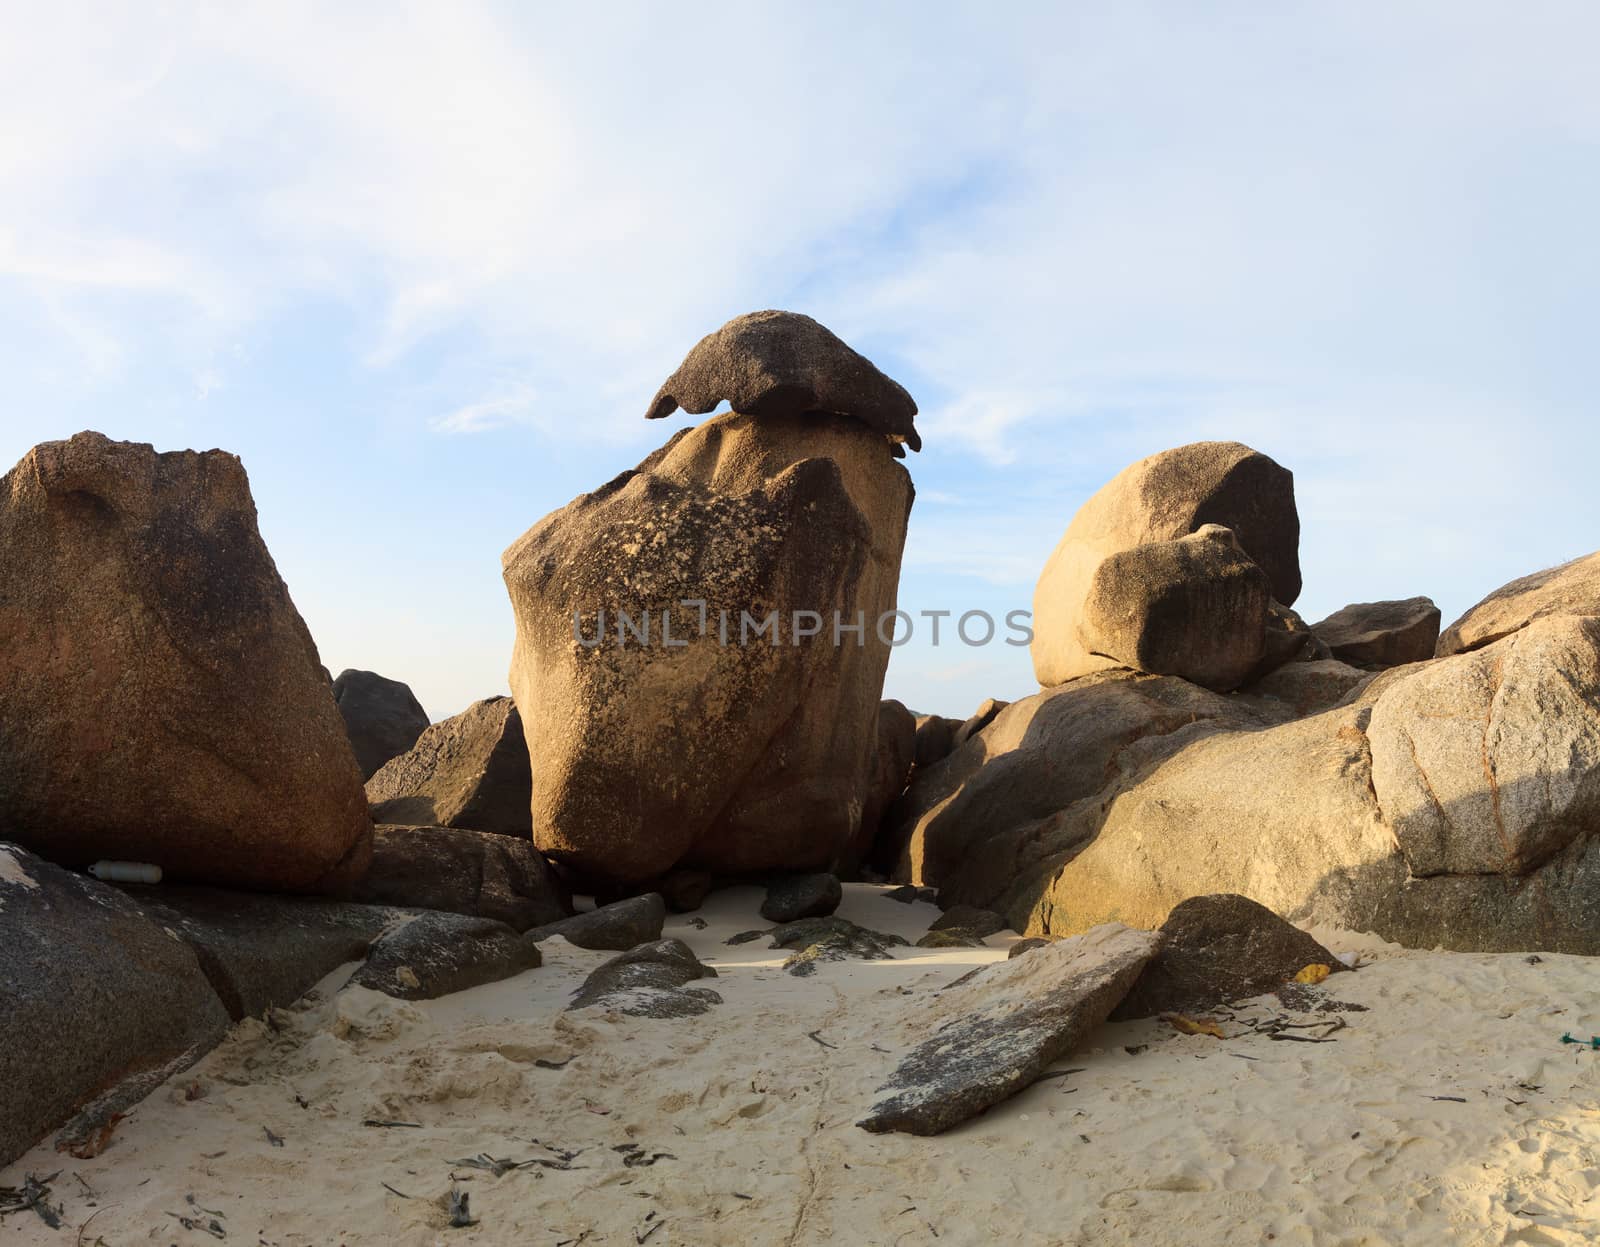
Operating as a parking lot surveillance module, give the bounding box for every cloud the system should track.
[430,382,539,435]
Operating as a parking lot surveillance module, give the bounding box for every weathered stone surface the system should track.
[348,911,539,1001]
[0,844,231,1168]
[366,696,532,836]
[568,938,721,1018]
[1032,441,1300,689]
[761,872,843,923]
[1077,525,1272,692]
[839,699,917,876]
[343,824,572,933]
[1368,616,1600,877]
[526,894,667,951]
[858,923,1158,1135]
[929,905,1008,939]
[503,408,913,886]
[1244,658,1373,717]
[657,868,715,913]
[952,698,1009,749]
[1438,551,1600,657]
[1111,894,1343,1020]
[0,432,372,892]
[912,714,962,770]
[1312,597,1441,668]
[645,310,921,454]
[332,669,430,780]
[129,886,399,1020]
[1008,936,1058,959]
[767,916,908,976]
[891,671,1282,909]
[1252,599,1328,680]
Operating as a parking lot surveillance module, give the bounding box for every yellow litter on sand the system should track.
[1294,963,1332,985]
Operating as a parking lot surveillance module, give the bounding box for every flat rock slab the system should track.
[760,872,843,923]
[568,938,722,1018]
[1111,893,1343,1020]
[768,917,908,977]
[859,923,1158,1136]
[526,893,666,951]
[127,885,400,1020]
[345,823,572,933]
[348,911,540,1001]
[0,844,231,1169]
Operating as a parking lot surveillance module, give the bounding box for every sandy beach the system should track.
[5,885,1599,1247]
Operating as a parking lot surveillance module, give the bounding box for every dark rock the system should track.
[366,696,533,836]
[1312,598,1442,668]
[658,869,715,913]
[760,873,843,923]
[883,884,938,904]
[645,309,921,454]
[1111,894,1344,1020]
[344,824,572,933]
[911,714,962,770]
[767,916,908,977]
[858,923,1159,1136]
[916,929,984,949]
[568,938,722,1018]
[0,844,231,1168]
[127,886,399,1020]
[0,432,372,892]
[348,912,540,1001]
[526,894,667,951]
[929,905,1008,938]
[839,699,917,877]
[1008,937,1058,959]
[332,669,430,780]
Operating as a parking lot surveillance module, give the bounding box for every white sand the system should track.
[6,885,1600,1246]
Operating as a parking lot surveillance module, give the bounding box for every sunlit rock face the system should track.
[502,409,913,887]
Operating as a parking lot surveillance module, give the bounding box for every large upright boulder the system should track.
[1031,441,1299,691]
[503,405,914,887]
[0,433,372,892]
[837,698,917,876]
[331,669,430,780]
[1437,551,1600,657]
[646,309,922,455]
[1311,597,1441,668]
[366,696,532,835]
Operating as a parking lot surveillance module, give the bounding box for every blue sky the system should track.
[2,3,1596,719]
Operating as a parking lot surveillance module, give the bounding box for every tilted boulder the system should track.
[503,408,913,886]
[366,696,532,835]
[1368,615,1600,877]
[838,698,917,876]
[1032,441,1300,691]
[344,824,572,932]
[1311,597,1441,668]
[0,432,371,892]
[1437,550,1600,657]
[645,309,921,455]
[332,668,430,780]
[348,911,541,1001]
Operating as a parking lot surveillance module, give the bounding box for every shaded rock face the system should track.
[912,714,962,770]
[840,699,917,877]
[858,923,1158,1136]
[1312,597,1441,668]
[526,894,667,952]
[568,938,722,1018]
[344,824,572,933]
[645,310,921,455]
[765,916,908,976]
[1032,441,1300,691]
[1368,616,1600,877]
[332,669,430,780]
[0,432,371,892]
[1111,894,1343,1021]
[348,912,540,1001]
[1243,659,1373,717]
[761,872,843,923]
[366,697,532,836]
[1437,551,1600,657]
[0,844,232,1168]
[503,409,913,887]
[1078,525,1272,692]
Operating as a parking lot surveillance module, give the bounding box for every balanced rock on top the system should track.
[645,309,922,456]
[0,433,372,893]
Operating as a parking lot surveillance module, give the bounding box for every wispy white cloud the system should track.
[430,382,539,435]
